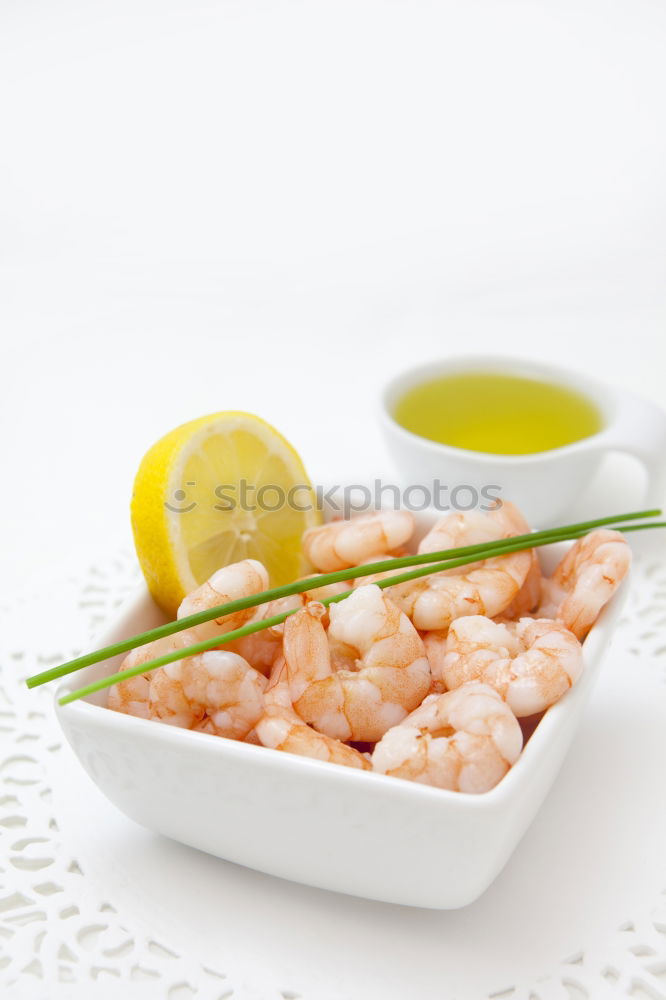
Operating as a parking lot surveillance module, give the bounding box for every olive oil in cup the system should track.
[393,372,604,456]
[380,357,666,525]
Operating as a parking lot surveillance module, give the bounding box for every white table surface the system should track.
[1,2,666,997]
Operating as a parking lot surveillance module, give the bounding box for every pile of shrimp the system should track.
[109,502,631,794]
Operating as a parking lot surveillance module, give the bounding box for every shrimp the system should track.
[422,631,450,696]
[298,578,351,602]
[372,682,523,793]
[229,594,304,674]
[108,630,205,727]
[108,631,266,740]
[537,529,631,640]
[180,650,267,740]
[283,584,431,742]
[177,559,269,641]
[350,551,411,589]
[502,547,542,619]
[230,580,350,675]
[255,658,371,770]
[380,502,533,631]
[107,672,150,719]
[433,614,583,717]
[302,510,415,573]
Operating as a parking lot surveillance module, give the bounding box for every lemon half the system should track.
[131,411,321,616]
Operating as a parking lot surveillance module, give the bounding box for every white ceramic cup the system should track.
[380,355,666,525]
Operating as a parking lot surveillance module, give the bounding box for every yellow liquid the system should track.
[394,372,603,455]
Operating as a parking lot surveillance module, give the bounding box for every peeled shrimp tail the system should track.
[108,630,204,729]
[372,683,523,793]
[256,659,370,770]
[181,650,267,740]
[229,593,304,675]
[438,614,584,717]
[284,586,431,743]
[177,559,270,641]
[302,510,415,572]
[544,528,631,639]
[383,502,533,631]
[502,547,542,618]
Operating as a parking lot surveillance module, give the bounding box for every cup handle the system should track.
[606,391,666,509]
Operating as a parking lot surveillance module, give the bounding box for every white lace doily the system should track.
[1,542,666,1000]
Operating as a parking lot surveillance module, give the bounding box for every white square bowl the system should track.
[55,509,628,909]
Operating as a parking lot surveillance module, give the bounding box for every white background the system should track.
[1,5,666,998]
[1,0,665,591]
